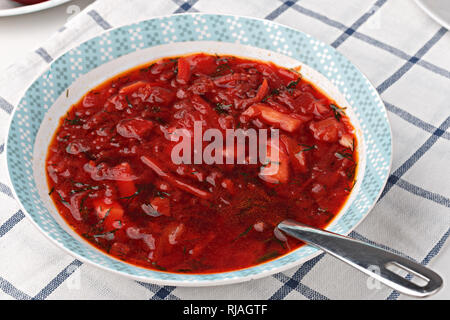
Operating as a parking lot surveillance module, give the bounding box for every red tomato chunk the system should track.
[46,53,358,273]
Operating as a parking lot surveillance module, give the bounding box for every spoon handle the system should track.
[278,220,443,298]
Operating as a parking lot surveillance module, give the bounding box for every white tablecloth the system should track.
[0,0,449,300]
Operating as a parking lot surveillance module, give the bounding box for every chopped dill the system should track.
[214,103,232,115]
[330,104,346,122]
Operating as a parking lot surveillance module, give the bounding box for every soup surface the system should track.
[46,53,358,273]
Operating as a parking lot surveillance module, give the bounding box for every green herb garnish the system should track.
[345,179,357,192]
[234,225,253,241]
[346,164,357,180]
[70,184,99,195]
[257,251,280,263]
[60,134,70,142]
[155,191,171,199]
[286,78,301,93]
[263,237,286,249]
[214,103,232,115]
[82,151,96,161]
[335,151,354,161]
[153,116,166,125]
[93,229,117,239]
[119,188,140,200]
[56,191,69,205]
[298,144,317,152]
[65,115,82,125]
[213,63,233,76]
[330,104,346,122]
[140,63,155,73]
[79,194,90,214]
[151,261,167,271]
[262,88,281,102]
[126,96,134,108]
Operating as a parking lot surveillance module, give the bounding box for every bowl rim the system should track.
[5,12,393,286]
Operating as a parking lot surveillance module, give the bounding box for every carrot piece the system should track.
[94,199,124,231]
[254,78,269,102]
[114,162,137,198]
[149,197,171,217]
[119,81,149,95]
[176,57,191,84]
[241,103,302,133]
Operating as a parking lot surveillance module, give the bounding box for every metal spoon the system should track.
[277,219,443,298]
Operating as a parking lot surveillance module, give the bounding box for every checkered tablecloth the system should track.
[0,0,449,300]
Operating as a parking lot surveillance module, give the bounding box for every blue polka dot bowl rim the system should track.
[6,13,392,286]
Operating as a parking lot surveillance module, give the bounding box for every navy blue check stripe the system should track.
[87,9,113,30]
[380,116,450,200]
[0,182,14,199]
[422,228,450,266]
[172,0,200,13]
[284,0,450,82]
[274,274,329,300]
[384,101,450,141]
[265,0,299,20]
[331,0,387,48]
[137,282,179,300]
[33,259,83,300]
[395,178,450,208]
[270,254,328,300]
[377,27,448,94]
[0,210,25,238]
[150,286,178,300]
[0,276,31,300]
[0,258,83,300]
[35,48,53,63]
[0,96,13,114]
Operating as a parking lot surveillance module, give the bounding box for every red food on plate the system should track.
[46,53,358,273]
[11,0,48,5]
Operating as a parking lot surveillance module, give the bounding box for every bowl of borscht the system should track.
[6,14,392,286]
